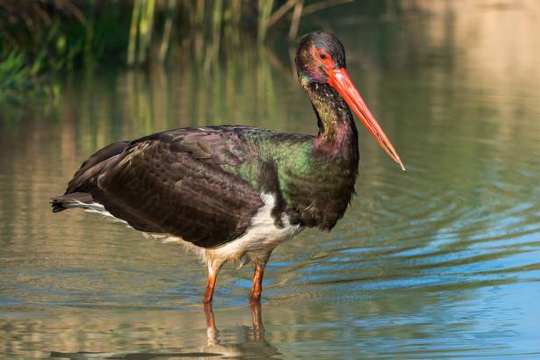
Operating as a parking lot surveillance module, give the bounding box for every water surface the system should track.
[1,7,540,359]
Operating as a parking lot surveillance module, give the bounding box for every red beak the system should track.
[327,67,406,171]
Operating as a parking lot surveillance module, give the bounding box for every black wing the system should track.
[54,127,265,248]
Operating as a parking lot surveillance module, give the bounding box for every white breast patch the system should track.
[206,192,303,265]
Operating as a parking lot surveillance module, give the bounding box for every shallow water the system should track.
[1,6,540,359]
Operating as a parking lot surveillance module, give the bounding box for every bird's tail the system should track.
[50,192,94,213]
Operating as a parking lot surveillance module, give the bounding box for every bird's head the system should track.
[295,31,405,171]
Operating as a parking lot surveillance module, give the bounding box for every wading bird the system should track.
[51,32,405,304]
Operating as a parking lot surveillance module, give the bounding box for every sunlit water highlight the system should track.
[1,7,540,359]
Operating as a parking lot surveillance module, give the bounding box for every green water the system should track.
[1,9,540,360]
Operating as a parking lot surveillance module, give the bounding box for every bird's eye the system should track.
[320,54,327,60]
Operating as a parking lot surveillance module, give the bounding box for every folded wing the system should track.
[54,127,265,248]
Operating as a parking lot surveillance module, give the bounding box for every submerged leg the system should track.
[250,301,265,339]
[203,302,218,345]
[249,262,267,303]
[204,258,224,304]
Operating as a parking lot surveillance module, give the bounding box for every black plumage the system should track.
[53,127,266,248]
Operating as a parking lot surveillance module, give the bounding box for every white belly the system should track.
[206,192,303,265]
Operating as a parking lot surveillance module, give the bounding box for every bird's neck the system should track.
[306,83,358,158]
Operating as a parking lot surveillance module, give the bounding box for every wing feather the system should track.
[62,127,265,248]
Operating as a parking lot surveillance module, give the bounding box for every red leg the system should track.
[203,272,217,304]
[249,263,266,303]
[203,259,223,304]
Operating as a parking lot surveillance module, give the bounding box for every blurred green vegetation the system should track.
[0,0,407,104]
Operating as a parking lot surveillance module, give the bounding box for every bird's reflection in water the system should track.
[49,303,280,359]
[203,302,277,358]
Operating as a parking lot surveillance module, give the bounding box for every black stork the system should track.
[51,32,405,304]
